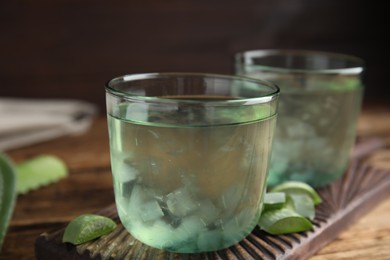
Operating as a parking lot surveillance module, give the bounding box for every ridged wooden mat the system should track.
[35,138,390,260]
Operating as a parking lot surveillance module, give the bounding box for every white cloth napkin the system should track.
[0,98,97,151]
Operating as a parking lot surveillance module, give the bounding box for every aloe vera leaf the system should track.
[15,155,68,194]
[287,193,315,221]
[0,153,17,251]
[271,181,322,205]
[263,192,286,211]
[259,207,313,235]
[62,214,117,245]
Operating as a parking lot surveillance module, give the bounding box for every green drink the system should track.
[267,77,362,187]
[106,73,279,253]
[236,50,364,187]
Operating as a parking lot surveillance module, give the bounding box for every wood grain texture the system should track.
[312,200,390,259]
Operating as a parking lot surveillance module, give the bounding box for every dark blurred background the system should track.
[0,0,387,114]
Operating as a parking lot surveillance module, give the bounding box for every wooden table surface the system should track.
[1,104,390,260]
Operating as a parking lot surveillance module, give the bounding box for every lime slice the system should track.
[270,181,322,205]
[0,153,17,250]
[263,192,286,211]
[286,193,315,221]
[62,214,117,245]
[259,207,313,235]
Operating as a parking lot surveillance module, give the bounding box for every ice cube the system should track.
[166,187,199,217]
[127,185,144,220]
[174,215,205,242]
[127,185,159,220]
[197,199,220,226]
[159,216,207,252]
[139,200,164,223]
[159,202,182,228]
[131,220,176,249]
[113,160,139,196]
[126,103,149,123]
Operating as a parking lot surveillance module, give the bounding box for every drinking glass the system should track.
[236,50,364,187]
[105,73,279,253]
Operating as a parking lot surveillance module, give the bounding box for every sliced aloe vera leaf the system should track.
[258,207,313,235]
[263,192,286,211]
[270,181,322,205]
[286,193,315,221]
[62,214,117,245]
[15,155,68,194]
[0,153,17,250]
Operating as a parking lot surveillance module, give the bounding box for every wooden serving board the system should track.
[35,138,390,260]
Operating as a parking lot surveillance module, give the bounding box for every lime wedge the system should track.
[259,207,313,235]
[62,214,117,245]
[263,192,286,211]
[0,153,17,251]
[270,181,322,205]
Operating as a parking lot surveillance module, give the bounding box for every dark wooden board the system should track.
[34,139,390,259]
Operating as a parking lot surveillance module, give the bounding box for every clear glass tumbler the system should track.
[236,50,364,187]
[105,73,279,253]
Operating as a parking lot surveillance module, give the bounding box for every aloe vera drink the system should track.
[267,76,363,187]
[236,50,364,187]
[105,73,279,253]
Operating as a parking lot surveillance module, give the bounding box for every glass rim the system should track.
[235,49,365,75]
[105,72,280,105]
